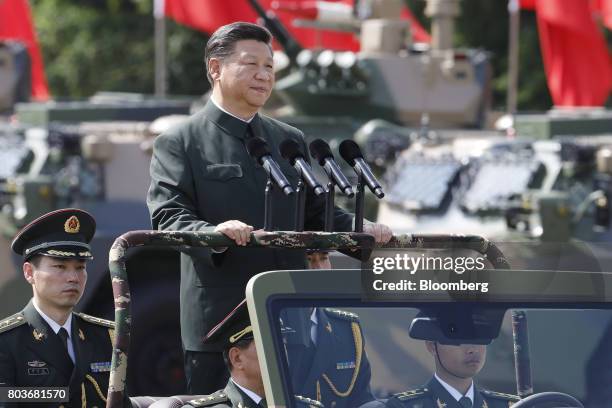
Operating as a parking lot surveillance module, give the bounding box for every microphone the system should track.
[279,139,326,196]
[339,140,384,198]
[309,139,354,197]
[246,137,295,195]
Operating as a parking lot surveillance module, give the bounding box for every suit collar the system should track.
[225,380,261,408]
[203,100,263,141]
[23,300,74,379]
[31,298,73,336]
[428,377,487,408]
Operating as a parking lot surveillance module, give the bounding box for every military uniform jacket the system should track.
[287,308,374,408]
[382,377,519,408]
[180,380,261,408]
[0,300,119,408]
[147,101,354,351]
[181,379,323,408]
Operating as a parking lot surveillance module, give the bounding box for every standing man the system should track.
[147,21,392,394]
[0,208,126,408]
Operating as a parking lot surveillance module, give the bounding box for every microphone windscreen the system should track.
[279,139,303,165]
[339,139,362,166]
[246,137,270,163]
[309,139,333,166]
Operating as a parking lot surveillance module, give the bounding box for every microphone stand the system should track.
[294,170,307,232]
[354,172,365,232]
[324,181,335,232]
[264,178,274,231]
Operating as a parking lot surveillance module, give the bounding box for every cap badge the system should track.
[64,216,80,233]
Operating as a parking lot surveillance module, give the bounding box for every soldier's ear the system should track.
[425,341,436,355]
[23,262,35,284]
[228,346,242,370]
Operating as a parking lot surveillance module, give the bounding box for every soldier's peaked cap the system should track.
[204,299,253,350]
[11,208,95,261]
[409,307,505,346]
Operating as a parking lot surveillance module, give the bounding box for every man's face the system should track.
[307,251,331,269]
[210,39,274,112]
[24,256,87,310]
[231,340,263,390]
[427,341,487,379]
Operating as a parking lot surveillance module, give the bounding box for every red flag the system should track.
[0,0,50,100]
[401,5,431,43]
[591,0,612,30]
[161,0,430,51]
[523,0,612,106]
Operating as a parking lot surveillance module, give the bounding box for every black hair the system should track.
[204,21,272,85]
[27,254,44,268]
[222,338,253,371]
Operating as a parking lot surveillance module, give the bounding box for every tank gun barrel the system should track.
[246,0,303,62]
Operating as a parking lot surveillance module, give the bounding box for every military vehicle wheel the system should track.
[510,392,583,407]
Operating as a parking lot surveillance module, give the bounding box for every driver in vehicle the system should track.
[362,308,519,408]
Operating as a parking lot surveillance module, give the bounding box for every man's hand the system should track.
[214,220,254,246]
[363,222,393,244]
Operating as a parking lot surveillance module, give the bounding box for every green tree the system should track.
[30,0,209,98]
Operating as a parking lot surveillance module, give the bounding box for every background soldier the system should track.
[0,208,128,408]
[281,249,375,408]
[362,308,519,408]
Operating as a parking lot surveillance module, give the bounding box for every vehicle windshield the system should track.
[248,262,612,407]
[270,304,611,406]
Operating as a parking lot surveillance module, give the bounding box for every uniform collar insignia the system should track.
[32,328,45,341]
[78,329,85,340]
[437,398,447,408]
[325,322,332,333]
[482,400,488,408]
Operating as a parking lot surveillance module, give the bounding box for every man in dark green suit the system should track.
[147,21,392,394]
[0,209,128,408]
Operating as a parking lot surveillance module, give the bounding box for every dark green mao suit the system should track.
[364,377,519,408]
[286,308,374,408]
[147,101,354,352]
[0,300,119,408]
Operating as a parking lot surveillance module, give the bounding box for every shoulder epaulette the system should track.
[0,313,26,334]
[75,313,115,328]
[295,395,324,407]
[394,388,429,401]
[481,390,520,401]
[324,308,359,321]
[187,391,229,407]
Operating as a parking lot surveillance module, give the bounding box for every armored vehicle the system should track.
[0,97,192,396]
[249,0,492,155]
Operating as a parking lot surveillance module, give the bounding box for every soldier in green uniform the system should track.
[170,300,323,408]
[147,20,392,394]
[361,309,519,408]
[0,208,129,408]
[281,250,374,408]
